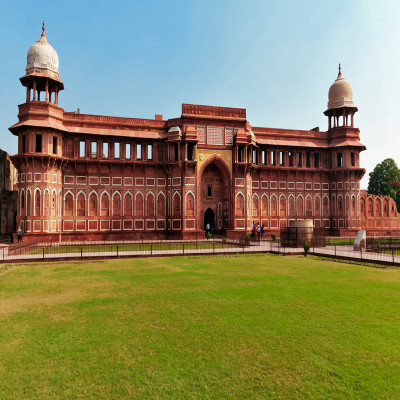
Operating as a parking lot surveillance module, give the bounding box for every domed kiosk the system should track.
[20,22,63,104]
[324,64,357,129]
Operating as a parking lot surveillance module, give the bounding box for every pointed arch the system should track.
[34,188,41,216]
[51,189,57,216]
[305,194,312,217]
[43,188,50,216]
[270,194,277,217]
[296,195,304,217]
[314,195,321,217]
[172,191,181,217]
[27,188,32,217]
[88,190,98,216]
[322,194,329,216]
[236,192,245,216]
[135,191,144,217]
[338,194,344,216]
[367,196,373,217]
[383,196,389,217]
[157,191,166,217]
[186,191,195,216]
[20,188,25,217]
[279,194,286,217]
[252,193,259,217]
[261,194,268,216]
[100,191,110,217]
[58,189,62,217]
[146,192,155,217]
[64,190,74,217]
[351,194,356,216]
[112,191,122,216]
[375,197,381,217]
[77,190,86,216]
[288,194,295,217]
[123,191,133,216]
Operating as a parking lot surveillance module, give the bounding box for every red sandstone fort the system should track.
[8,24,400,242]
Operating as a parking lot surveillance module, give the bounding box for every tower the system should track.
[9,23,65,240]
[324,65,365,232]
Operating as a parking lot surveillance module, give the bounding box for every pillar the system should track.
[33,81,36,101]
[45,79,49,102]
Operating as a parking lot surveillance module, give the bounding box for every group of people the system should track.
[251,222,264,241]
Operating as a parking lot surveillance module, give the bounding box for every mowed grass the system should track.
[1,255,400,399]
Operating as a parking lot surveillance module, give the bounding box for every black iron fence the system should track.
[280,227,326,248]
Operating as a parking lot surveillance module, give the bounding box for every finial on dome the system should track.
[40,20,46,40]
[338,63,341,74]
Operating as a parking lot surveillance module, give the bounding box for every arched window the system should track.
[296,196,303,217]
[186,192,195,216]
[135,193,144,217]
[376,199,381,217]
[112,192,121,216]
[51,191,57,216]
[261,195,268,216]
[100,192,109,217]
[21,190,25,216]
[124,192,132,216]
[64,192,73,216]
[279,196,286,217]
[157,193,165,216]
[288,196,295,217]
[323,196,329,216]
[77,192,86,216]
[306,196,312,217]
[27,190,31,216]
[236,194,244,216]
[352,196,356,216]
[147,193,155,216]
[34,189,41,216]
[89,192,97,216]
[44,190,50,216]
[314,196,321,217]
[173,193,180,217]
[271,196,277,217]
[252,195,259,216]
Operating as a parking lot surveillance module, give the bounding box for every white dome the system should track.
[327,64,354,110]
[26,23,59,79]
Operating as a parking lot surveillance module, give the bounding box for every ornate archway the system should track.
[198,156,231,232]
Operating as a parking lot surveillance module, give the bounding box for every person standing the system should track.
[17,226,23,243]
[261,224,265,240]
[257,222,261,241]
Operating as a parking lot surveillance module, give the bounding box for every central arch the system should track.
[198,155,231,233]
[204,207,215,231]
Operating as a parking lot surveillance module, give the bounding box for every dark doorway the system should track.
[204,207,215,232]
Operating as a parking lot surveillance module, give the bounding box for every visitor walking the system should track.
[261,224,265,240]
[257,222,261,241]
[17,226,23,243]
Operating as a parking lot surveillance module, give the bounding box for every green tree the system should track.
[367,158,400,211]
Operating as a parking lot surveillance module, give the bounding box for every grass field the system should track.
[1,255,400,399]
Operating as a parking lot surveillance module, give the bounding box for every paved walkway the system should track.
[1,241,400,266]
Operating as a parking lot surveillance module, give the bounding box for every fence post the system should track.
[117,245,119,258]
[151,244,153,256]
[81,246,83,260]
[2,247,4,261]
[335,245,336,258]
[183,243,184,255]
[213,242,215,254]
[360,246,362,261]
[392,246,394,266]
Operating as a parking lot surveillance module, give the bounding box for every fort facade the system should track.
[9,25,400,242]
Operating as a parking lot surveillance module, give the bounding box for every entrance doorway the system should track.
[204,207,215,232]
[199,158,230,232]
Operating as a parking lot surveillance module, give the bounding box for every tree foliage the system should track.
[367,158,400,211]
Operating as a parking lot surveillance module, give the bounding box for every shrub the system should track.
[303,240,311,257]
[206,231,212,240]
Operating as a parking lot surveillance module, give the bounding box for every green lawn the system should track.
[1,255,400,399]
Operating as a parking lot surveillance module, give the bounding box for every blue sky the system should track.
[0,0,399,188]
